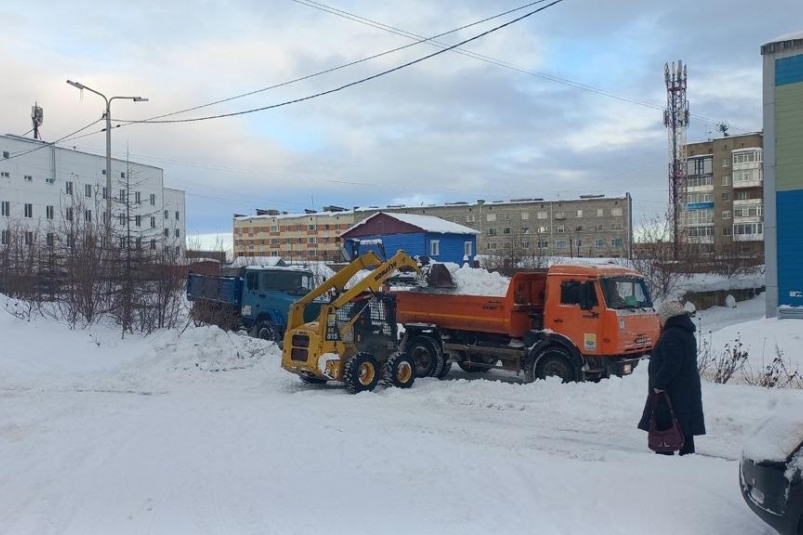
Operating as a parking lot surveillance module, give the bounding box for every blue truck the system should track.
[187,266,321,342]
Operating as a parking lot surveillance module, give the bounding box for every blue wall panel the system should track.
[345,232,475,264]
[776,54,803,87]
[776,189,803,307]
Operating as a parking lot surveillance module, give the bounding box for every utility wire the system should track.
[1,119,103,162]
[119,0,566,124]
[291,0,751,132]
[115,0,551,124]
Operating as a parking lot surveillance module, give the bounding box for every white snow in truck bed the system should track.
[1,291,802,534]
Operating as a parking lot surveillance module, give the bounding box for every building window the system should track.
[722,192,732,201]
[66,234,75,248]
[307,237,316,244]
[687,175,713,188]
[722,210,731,220]
[164,228,169,237]
[537,239,549,249]
[722,175,731,186]
[135,215,141,227]
[150,239,156,250]
[554,211,566,220]
[577,209,583,218]
[612,238,623,248]
[596,224,604,231]
[537,211,548,220]
[85,184,92,198]
[0,172,9,178]
[503,213,511,221]
[119,213,126,226]
[164,210,169,220]
[723,226,733,236]
[66,208,73,222]
[66,181,73,195]
[521,212,529,220]
[734,223,763,236]
[102,169,106,175]
[538,226,549,234]
[555,239,568,249]
[733,150,761,165]
[595,238,604,247]
[119,189,126,203]
[521,227,529,234]
[102,187,108,200]
[85,210,92,223]
[611,208,623,217]
[430,240,440,256]
[149,194,156,206]
[722,158,730,168]
[556,225,566,233]
[24,175,33,182]
[464,241,472,257]
[150,216,156,228]
[135,191,141,204]
[175,211,180,221]
[503,227,511,235]
[270,225,279,232]
[1,201,9,216]
[488,242,497,250]
[575,225,583,232]
[25,232,33,246]
[597,208,604,217]
[46,233,55,247]
[45,205,54,220]
[0,230,8,245]
[24,203,32,218]
[2,151,8,159]
[121,172,126,179]
[486,214,496,222]
[135,237,142,250]
[487,228,497,236]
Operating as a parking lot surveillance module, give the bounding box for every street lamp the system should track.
[66,80,148,236]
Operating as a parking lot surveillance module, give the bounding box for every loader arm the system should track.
[286,250,417,332]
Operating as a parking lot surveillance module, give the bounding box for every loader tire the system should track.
[524,347,577,384]
[382,352,415,389]
[407,336,443,378]
[343,352,381,394]
[435,360,452,380]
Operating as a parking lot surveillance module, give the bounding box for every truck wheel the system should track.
[254,320,280,343]
[382,352,415,389]
[435,360,452,380]
[407,336,443,378]
[343,353,381,394]
[524,347,577,383]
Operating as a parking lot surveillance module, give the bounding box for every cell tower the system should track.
[31,103,44,140]
[664,61,690,259]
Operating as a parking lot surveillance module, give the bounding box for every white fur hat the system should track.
[657,300,686,326]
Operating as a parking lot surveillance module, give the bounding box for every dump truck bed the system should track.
[187,273,242,306]
[394,272,546,338]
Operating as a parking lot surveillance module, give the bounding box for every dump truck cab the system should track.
[540,264,659,379]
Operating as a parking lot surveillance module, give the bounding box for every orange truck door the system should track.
[549,278,602,355]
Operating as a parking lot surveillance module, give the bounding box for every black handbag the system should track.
[648,392,685,453]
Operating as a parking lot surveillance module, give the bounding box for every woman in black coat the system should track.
[638,300,706,455]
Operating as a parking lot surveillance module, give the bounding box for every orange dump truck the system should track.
[394,263,661,382]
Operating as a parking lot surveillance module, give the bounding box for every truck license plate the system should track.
[623,364,632,375]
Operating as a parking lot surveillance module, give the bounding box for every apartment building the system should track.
[233,207,355,261]
[0,134,186,254]
[762,31,803,316]
[360,194,634,259]
[684,132,764,255]
[233,194,634,261]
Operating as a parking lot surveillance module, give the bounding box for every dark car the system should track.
[740,409,803,535]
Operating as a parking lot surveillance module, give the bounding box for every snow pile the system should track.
[678,269,765,294]
[443,263,510,296]
[708,311,803,370]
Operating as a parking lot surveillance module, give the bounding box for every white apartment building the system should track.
[0,134,185,254]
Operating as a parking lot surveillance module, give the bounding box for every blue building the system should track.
[762,31,803,318]
[341,212,479,265]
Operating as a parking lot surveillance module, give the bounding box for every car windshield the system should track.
[261,271,313,292]
[601,276,653,309]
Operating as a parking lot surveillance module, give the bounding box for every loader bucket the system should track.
[425,263,456,289]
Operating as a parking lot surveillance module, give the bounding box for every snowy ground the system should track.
[1,294,801,534]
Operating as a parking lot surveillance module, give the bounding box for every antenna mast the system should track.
[664,61,690,259]
[31,103,44,140]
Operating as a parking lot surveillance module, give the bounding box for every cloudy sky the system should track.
[1,0,799,247]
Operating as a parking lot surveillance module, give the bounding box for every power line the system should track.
[118,0,566,124]
[1,119,103,162]
[113,0,551,124]
[291,0,752,132]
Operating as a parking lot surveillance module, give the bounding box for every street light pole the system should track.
[66,80,148,239]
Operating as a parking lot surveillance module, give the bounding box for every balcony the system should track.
[733,199,763,223]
